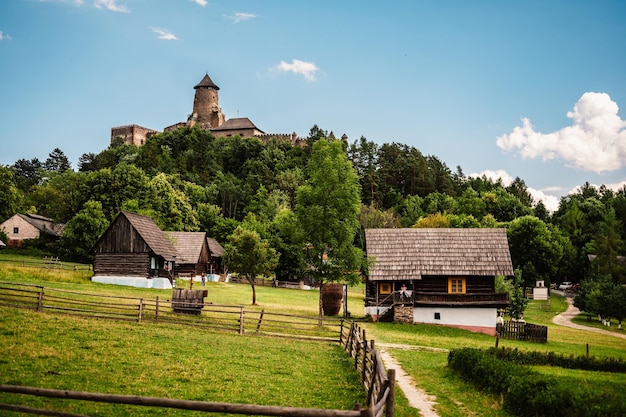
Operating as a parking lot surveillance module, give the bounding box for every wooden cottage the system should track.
[364,228,513,335]
[206,237,225,276]
[92,211,178,289]
[166,231,211,279]
[0,213,64,247]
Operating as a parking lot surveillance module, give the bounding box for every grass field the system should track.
[1,253,625,417]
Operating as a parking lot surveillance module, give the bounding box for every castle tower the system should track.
[190,73,225,128]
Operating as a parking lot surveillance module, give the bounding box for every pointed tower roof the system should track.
[194,73,219,90]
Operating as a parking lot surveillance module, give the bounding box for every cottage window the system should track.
[448,278,466,294]
[13,227,18,234]
[379,282,392,294]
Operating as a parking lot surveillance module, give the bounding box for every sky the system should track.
[1,0,625,212]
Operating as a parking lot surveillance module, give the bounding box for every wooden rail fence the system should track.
[0,281,396,416]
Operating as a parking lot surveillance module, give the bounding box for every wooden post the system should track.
[361,340,368,384]
[495,334,499,348]
[346,322,355,352]
[386,369,396,417]
[339,319,345,345]
[354,337,361,370]
[155,296,159,321]
[586,343,589,358]
[239,306,244,335]
[256,310,265,333]
[137,299,143,323]
[36,287,43,312]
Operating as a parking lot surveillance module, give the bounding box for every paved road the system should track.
[552,295,626,339]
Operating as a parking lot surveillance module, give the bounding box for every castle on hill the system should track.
[111,74,307,147]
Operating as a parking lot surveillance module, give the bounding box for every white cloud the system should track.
[0,31,12,41]
[273,59,318,82]
[496,92,626,174]
[94,0,128,13]
[468,169,560,212]
[149,27,178,41]
[226,12,257,23]
[191,0,207,6]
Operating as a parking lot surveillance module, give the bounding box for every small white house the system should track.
[533,280,549,301]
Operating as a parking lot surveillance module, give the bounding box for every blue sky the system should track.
[1,0,625,211]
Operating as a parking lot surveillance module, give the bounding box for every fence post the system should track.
[155,296,159,321]
[354,336,361,370]
[256,310,265,333]
[361,339,368,383]
[339,319,345,345]
[37,286,44,312]
[386,369,396,417]
[138,299,143,323]
[239,307,244,335]
[346,322,355,353]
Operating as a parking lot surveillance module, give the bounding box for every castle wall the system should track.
[193,88,224,128]
[111,124,158,146]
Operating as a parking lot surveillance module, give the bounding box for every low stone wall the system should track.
[394,305,413,323]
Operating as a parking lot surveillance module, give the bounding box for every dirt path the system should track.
[378,344,441,417]
[552,296,626,339]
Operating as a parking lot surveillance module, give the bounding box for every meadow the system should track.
[1,253,625,417]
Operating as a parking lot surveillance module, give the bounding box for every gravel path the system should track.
[552,296,626,339]
[378,344,442,417]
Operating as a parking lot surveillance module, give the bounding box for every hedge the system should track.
[448,348,626,417]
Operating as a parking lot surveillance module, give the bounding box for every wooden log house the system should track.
[92,211,178,289]
[364,228,513,335]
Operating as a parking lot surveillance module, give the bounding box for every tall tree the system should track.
[0,166,22,221]
[59,200,109,262]
[45,148,72,173]
[223,226,279,305]
[296,139,365,318]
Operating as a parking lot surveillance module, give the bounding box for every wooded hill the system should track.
[1,124,625,290]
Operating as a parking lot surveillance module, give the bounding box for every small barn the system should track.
[206,237,225,277]
[166,231,211,279]
[91,211,177,289]
[365,228,513,336]
[0,213,65,247]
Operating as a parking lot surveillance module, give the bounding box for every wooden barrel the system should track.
[321,283,344,316]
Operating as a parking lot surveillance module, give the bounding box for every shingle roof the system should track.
[206,237,224,257]
[18,213,64,237]
[210,117,263,132]
[166,231,206,264]
[121,211,178,261]
[194,73,219,90]
[365,228,514,281]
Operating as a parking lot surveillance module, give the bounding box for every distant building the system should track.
[110,73,309,147]
[0,213,65,247]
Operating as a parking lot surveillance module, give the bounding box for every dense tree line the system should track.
[1,126,625,312]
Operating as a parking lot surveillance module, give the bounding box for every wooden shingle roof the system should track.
[121,211,178,261]
[166,231,206,264]
[206,237,224,257]
[365,228,514,281]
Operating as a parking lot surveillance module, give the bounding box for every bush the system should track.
[448,348,626,417]
[487,347,626,373]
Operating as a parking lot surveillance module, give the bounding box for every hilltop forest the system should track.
[1,125,625,294]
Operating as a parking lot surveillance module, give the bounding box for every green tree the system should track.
[269,208,307,282]
[223,226,279,305]
[589,208,626,283]
[59,200,109,262]
[0,166,23,221]
[44,148,72,173]
[508,269,529,320]
[296,139,365,318]
[506,216,564,288]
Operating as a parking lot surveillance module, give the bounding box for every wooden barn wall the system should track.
[94,253,149,277]
[93,216,150,254]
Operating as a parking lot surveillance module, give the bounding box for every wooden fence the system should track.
[341,322,395,417]
[0,257,92,271]
[496,320,548,343]
[0,281,344,341]
[0,281,396,416]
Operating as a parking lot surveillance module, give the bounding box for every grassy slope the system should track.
[1,254,625,417]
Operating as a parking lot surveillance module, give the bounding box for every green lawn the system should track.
[1,253,625,417]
